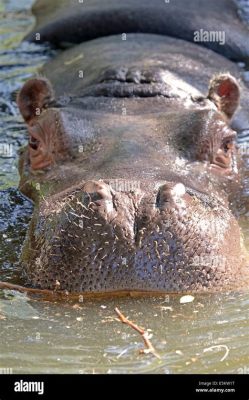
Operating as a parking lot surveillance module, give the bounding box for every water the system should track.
[0,291,249,374]
[0,0,53,189]
[0,0,249,374]
[0,0,53,282]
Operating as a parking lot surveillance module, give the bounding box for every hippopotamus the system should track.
[26,0,249,61]
[16,29,249,294]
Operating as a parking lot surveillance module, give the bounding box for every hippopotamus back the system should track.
[26,0,249,61]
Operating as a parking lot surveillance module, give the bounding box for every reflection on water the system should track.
[0,0,249,374]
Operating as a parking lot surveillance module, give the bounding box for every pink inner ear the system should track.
[217,80,233,97]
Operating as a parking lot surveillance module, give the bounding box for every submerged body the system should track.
[26,0,249,61]
[17,33,249,293]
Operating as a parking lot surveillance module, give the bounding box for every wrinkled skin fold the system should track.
[17,32,249,294]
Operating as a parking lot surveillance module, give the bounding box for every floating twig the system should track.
[114,307,161,359]
[0,280,60,297]
[203,345,229,362]
[0,281,158,302]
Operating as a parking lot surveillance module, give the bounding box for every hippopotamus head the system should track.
[17,36,249,294]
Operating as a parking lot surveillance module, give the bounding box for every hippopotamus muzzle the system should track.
[20,177,248,293]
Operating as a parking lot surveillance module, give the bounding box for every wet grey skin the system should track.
[17,34,249,294]
[25,0,249,61]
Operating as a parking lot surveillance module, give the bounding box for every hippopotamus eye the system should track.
[27,122,54,170]
[222,137,235,153]
[29,133,39,151]
[26,110,74,171]
[211,132,237,172]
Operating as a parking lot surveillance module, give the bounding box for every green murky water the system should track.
[0,0,249,374]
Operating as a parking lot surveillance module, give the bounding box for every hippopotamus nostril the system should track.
[81,180,114,212]
[157,182,186,210]
[82,180,112,199]
[171,183,186,197]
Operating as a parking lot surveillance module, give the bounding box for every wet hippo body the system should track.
[17,32,249,294]
[26,0,249,61]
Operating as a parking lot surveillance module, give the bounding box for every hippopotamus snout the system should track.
[22,179,248,293]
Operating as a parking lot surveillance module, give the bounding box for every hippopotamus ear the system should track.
[17,77,54,124]
[207,74,240,120]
